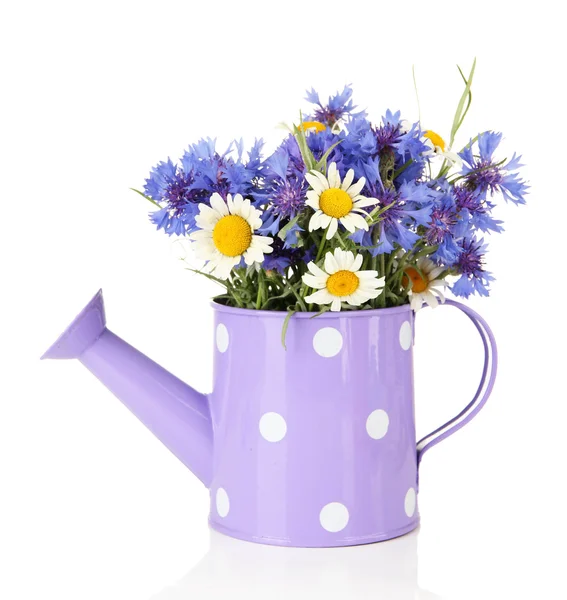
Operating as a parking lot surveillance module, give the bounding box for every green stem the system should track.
[315,229,328,262]
[301,227,329,301]
[255,270,264,310]
[289,284,308,311]
[379,254,387,308]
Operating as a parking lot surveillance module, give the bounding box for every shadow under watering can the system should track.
[149,529,443,600]
[43,289,496,548]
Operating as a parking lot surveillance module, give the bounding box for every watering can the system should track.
[42,289,496,547]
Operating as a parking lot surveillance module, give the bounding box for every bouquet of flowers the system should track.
[135,61,527,321]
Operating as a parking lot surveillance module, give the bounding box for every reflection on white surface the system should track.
[150,529,443,600]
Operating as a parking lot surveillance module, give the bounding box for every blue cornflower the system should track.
[341,115,377,170]
[306,126,346,168]
[268,176,307,218]
[375,183,433,253]
[305,85,364,126]
[372,111,429,184]
[452,236,494,298]
[374,110,404,152]
[145,138,264,236]
[144,159,207,235]
[424,192,464,265]
[453,185,504,234]
[352,166,434,255]
[262,237,312,275]
[182,137,264,201]
[460,132,529,205]
[261,138,308,221]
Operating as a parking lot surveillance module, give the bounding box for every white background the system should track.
[1,1,565,598]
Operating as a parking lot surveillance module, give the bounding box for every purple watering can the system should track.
[42,290,497,547]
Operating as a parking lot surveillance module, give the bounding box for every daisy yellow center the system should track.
[403,267,428,293]
[319,188,353,218]
[424,130,446,152]
[212,215,252,257]
[326,270,360,297]
[300,121,326,133]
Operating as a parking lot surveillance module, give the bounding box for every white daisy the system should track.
[190,193,273,279]
[305,162,377,240]
[423,130,462,165]
[302,248,385,312]
[404,257,447,311]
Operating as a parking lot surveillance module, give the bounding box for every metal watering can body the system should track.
[43,290,497,548]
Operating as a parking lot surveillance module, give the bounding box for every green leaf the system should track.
[412,64,422,124]
[309,306,331,319]
[185,268,229,288]
[393,159,414,180]
[449,58,476,148]
[315,139,344,173]
[245,264,258,278]
[413,244,439,258]
[293,112,317,172]
[277,215,301,242]
[281,309,297,350]
[455,65,473,134]
[130,188,161,208]
[260,288,293,309]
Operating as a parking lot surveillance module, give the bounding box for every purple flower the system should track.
[452,237,494,298]
[305,85,363,126]
[352,178,434,255]
[144,138,264,236]
[144,159,207,235]
[453,185,504,234]
[460,132,529,205]
[262,237,312,275]
[424,193,463,265]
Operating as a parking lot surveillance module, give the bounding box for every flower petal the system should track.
[341,169,355,191]
[305,289,333,306]
[302,274,327,289]
[305,173,325,194]
[324,250,340,274]
[325,217,338,239]
[340,214,356,233]
[328,163,340,189]
[308,261,328,278]
[353,196,378,209]
[346,177,366,198]
[210,193,229,216]
[352,253,363,271]
[331,298,342,312]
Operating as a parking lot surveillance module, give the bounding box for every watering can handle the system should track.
[416,299,498,470]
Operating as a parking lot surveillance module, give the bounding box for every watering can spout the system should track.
[41,290,213,487]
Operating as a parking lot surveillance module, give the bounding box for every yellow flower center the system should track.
[319,188,353,218]
[326,270,360,297]
[403,267,428,293]
[212,215,252,257]
[424,130,446,152]
[300,121,326,133]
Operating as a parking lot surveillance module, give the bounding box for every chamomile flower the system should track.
[299,121,326,133]
[306,163,377,240]
[191,193,273,279]
[423,130,461,165]
[403,257,447,311]
[302,248,385,312]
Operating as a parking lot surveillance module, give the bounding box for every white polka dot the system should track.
[319,502,349,532]
[399,321,412,350]
[216,323,229,353]
[313,327,343,358]
[259,412,287,442]
[405,487,416,518]
[366,409,389,439]
[216,488,230,517]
